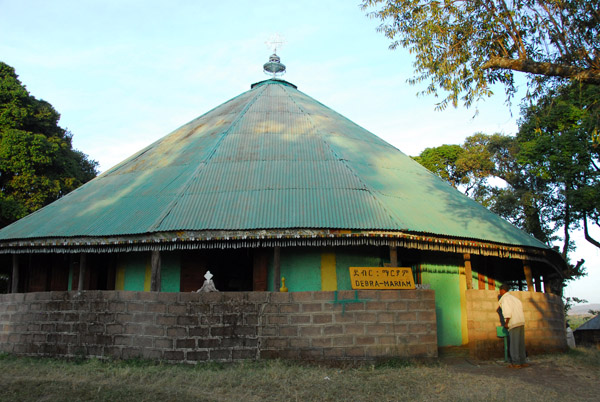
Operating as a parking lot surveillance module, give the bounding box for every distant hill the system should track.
[569,303,600,315]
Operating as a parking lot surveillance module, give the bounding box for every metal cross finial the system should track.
[265,33,286,55]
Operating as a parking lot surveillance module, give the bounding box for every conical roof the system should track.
[0,78,550,255]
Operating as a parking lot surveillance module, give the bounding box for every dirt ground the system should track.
[439,349,600,401]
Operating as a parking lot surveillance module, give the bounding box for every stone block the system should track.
[211,326,234,337]
[312,337,332,348]
[408,323,428,334]
[189,327,209,337]
[177,315,199,326]
[154,338,173,349]
[417,311,436,322]
[312,314,333,324]
[210,349,231,360]
[156,315,177,326]
[114,335,131,346]
[301,303,323,313]
[145,303,166,314]
[247,292,269,303]
[176,338,196,349]
[321,348,343,359]
[387,301,408,311]
[124,323,143,335]
[142,349,163,360]
[323,325,343,336]
[106,324,124,335]
[132,336,154,348]
[356,336,376,346]
[344,346,365,357]
[270,292,290,303]
[163,350,185,361]
[132,313,155,324]
[167,327,187,337]
[289,338,310,348]
[344,324,365,335]
[188,303,211,315]
[299,348,324,360]
[280,326,299,337]
[168,304,187,315]
[264,337,288,348]
[262,304,279,313]
[378,312,394,323]
[234,326,256,336]
[280,304,300,313]
[156,292,178,303]
[333,312,356,323]
[355,312,377,323]
[312,291,335,301]
[338,302,365,312]
[222,292,248,303]
[267,315,288,325]
[232,349,256,360]
[299,326,322,337]
[244,314,259,326]
[144,325,164,337]
[365,324,387,335]
[291,292,312,302]
[201,315,222,325]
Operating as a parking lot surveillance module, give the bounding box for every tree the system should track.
[361,1,600,110]
[517,83,600,252]
[0,62,97,227]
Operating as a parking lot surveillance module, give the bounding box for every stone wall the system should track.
[466,289,566,359]
[0,289,437,363]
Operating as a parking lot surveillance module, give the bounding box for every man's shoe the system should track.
[508,364,522,368]
[520,363,530,368]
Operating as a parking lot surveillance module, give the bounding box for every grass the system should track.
[0,348,598,401]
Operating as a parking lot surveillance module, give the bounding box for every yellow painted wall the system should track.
[320,252,337,291]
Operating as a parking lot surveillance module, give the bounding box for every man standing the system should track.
[498,284,529,368]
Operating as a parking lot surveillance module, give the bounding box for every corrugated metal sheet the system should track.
[0,79,547,250]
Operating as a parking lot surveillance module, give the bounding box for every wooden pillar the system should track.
[150,250,161,292]
[273,246,281,291]
[544,275,552,294]
[77,253,87,291]
[389,246,398,267]
[487,260,496,290]
[11,254,19,293]
[534,275,541,292]
[464,254,473,289]
[252,249,268,291]
[523,263,534,292]
[478,272,486,290]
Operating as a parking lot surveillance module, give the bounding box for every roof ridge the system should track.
[147,84,269,232]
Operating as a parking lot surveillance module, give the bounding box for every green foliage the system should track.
[361,0,600,109]
[0,61,97,227]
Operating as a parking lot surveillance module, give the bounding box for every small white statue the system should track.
[196,270,218,292]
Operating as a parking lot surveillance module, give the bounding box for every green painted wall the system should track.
[161,251,181,292]
[420,260,463,347]
[335,247,385,290]
[275,247,322,292]
[120,253,147,291]
[267,246,387,291]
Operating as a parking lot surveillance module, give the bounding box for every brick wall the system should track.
[0,289,437,363]
[466,289,567,359]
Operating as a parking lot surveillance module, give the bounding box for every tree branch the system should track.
[583,214,600,249]
[482,57,600,84]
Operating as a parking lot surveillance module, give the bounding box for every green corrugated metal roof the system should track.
[0,79,548,250]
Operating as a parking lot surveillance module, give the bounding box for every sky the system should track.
[1,0,598,303]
